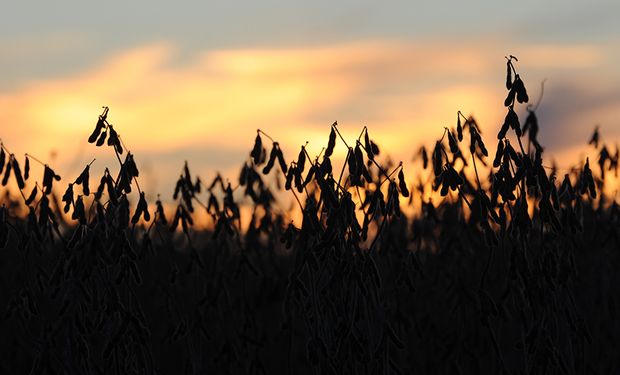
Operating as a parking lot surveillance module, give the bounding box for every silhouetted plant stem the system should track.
[24,153,46,167]
[457,187,473,209]
[289,188,304,212]
[471,150,483,192]
[0,141,12,155]
[357,140,392,181]
[378,163,403,188]
[336,148,351,190]
[257,129,275,143]
[331,122,350,149]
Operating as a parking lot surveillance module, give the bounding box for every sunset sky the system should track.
[1,1,619,198]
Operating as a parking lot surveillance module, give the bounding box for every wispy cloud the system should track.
[0,38,617,196]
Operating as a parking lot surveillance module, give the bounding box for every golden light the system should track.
[0,38,617,201]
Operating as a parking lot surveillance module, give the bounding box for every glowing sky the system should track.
[1,1,619,198]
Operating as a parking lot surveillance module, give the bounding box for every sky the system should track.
[1,1,619,200]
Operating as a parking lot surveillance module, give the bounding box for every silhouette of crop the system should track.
[1,58,619,374]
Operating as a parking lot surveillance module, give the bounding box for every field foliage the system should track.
[1,58,619,374]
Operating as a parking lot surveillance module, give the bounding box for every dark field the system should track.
[1,58,619,374]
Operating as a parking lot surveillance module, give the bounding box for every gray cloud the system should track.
[535,83,620,150]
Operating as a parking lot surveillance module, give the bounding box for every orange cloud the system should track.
[0,38,617,199]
